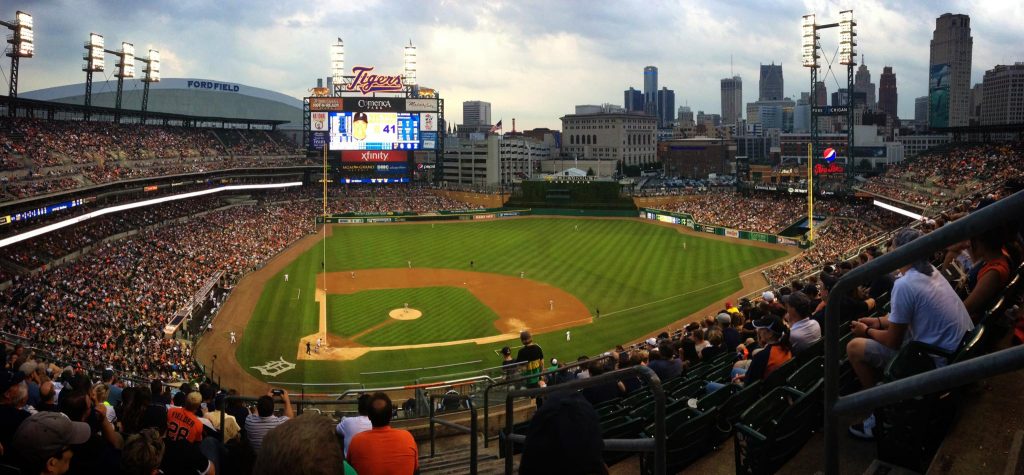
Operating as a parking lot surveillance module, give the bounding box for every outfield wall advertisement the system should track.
[639,208,800,246]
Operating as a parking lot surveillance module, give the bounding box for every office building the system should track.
[659,138,735,179]
[624,87,644,112]
[462,100,492,126]
[814,81,828,106]
[878,66,898,118]
[443,134,550,186]
[969,84,984,124]
[678,106,694,126]
[929,13,973,127]
[980,63,1024,126]
[915,96,929,131]
[759,63,784,101]
[657,87,675,128]
[854,63,877,110]
[721,76,743,125]
[560,111,657,165]
[644,66,658,117]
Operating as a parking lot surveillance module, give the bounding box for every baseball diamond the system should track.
[202,217,792,392]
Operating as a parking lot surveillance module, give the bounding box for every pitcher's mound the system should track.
[389,308,423,320]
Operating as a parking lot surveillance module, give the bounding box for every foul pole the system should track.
[322,145,328,293]
[807,143,814,242]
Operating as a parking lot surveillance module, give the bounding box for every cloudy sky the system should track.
[6,0,1023,129]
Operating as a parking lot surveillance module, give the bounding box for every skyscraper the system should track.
[854,63,876,110]
[624,87,644,112]
[463,101,492,126]
[644,66,658,117]
[678,106,694,126]
[878,66,898,118]
[721,76,743,125]
[980,63,1024,126]
[759,63,784,101]
[929,13,973,127]
[915,96,929,131]
[814,81,828,107]
[657,87,675,128]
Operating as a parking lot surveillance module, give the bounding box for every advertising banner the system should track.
[308,131,328,151]
[420,132,438,150]
[725,228,739,238]
[309,97,345,111]
[311,112,328,131]
[420,113,438,132]
[341,150,409,163]
[344,97,404,112]
[928,64,950,128]
[406,99,438,112]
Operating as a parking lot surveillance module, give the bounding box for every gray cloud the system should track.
[4,0,1022,129]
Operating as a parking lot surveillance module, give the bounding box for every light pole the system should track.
[83,33,105,121]
[112,42,135,123]
[2,11,33,116]
[138,49,161,121]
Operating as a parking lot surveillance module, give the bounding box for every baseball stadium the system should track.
[2,5,1024,475]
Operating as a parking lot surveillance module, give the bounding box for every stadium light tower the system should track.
[138,49,160,120]
[403,39,417,86]
[330,38,344,95]
[83,33,105,120]
[2,10,34,116]
[838,10,857,179]
[801,14,818,243]
[112,41,135,123]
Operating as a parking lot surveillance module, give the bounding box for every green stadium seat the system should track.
[733,386,818,475]
[669,379,706,400]
[760,357,799,394]
[641,408,718,474]
[786,356,824,394]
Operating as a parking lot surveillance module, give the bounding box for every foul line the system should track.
[598,266,766,319]
[359,359,483,375]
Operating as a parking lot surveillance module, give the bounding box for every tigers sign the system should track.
[345,66,405,94]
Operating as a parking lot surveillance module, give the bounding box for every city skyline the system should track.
[6,0,1023,130]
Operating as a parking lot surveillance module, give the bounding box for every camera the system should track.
[271,389,284,396]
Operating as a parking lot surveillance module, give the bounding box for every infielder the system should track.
[229,331,236,344]
[549,299,554,311]
[284,274,289,282]
[565,330,571,342]
[316,337,322,353]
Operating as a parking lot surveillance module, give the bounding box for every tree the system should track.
[586,167,595,176]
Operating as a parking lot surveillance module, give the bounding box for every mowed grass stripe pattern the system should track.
[327,287,500,346]
[238,218,786,385]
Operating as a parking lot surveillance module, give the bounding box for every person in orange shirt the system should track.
[347,392,418,475]
[166,392,204,444]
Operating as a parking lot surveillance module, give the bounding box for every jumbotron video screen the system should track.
[328,112,421,151]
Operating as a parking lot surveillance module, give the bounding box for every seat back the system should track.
[786,356,825,394]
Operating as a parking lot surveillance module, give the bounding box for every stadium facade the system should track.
[22,77,304,143]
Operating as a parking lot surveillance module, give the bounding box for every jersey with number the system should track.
[166,406,203,443]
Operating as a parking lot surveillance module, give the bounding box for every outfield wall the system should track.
[638,208,804,246]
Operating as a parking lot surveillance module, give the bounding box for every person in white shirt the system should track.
[784,291,821,355]
[336,393,373,456]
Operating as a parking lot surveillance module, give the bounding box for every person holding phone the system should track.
[244,388,293,453]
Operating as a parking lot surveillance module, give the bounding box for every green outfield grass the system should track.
[235,218,786,387]
[326,287,500,346]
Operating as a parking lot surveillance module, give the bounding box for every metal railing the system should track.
[501,364,666,475]
[482,354,613,447]
[428,394,479,474]
[822,188,1024,475]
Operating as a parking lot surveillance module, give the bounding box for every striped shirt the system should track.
[244,414,289,452]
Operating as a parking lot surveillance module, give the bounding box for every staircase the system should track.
[419,443,504,474]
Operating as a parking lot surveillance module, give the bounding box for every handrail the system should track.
[428,394,478,475]
[823,188,1024,475]
[833,345,1024,415]
[482,354,613,447]
[502,365,665,475]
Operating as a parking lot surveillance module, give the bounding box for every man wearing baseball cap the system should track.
[1,369,30,463]
[11,411,91,475]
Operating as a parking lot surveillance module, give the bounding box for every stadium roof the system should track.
[22,78,303,127]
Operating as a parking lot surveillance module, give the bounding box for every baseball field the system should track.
[208,218,792,391]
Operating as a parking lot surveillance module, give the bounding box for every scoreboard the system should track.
[328,112,421,151]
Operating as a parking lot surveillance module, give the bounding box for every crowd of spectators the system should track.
[859,142,1024,207]
[0,118,302,203]
[0,191,320,381]
[336,186,482,214]
[661,192,806,234]
[763,219,880,285]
